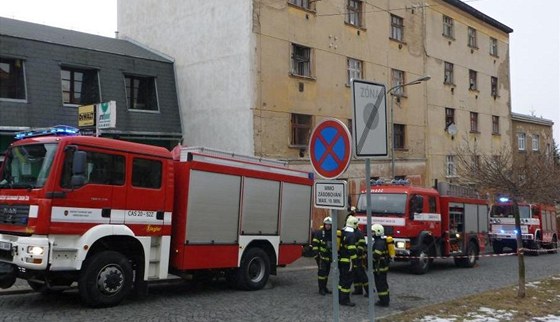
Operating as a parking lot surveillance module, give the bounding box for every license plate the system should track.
[0,242,12,251]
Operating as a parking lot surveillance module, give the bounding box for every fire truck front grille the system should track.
[0,204,30,226]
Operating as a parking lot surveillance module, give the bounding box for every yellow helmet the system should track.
[346,215,359,229]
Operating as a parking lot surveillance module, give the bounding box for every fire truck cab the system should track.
[355,180,489,274]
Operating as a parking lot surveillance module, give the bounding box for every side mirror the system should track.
[70,151,87,188]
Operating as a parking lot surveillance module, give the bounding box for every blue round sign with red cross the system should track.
[309,119,352,179]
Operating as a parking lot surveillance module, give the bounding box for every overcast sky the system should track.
[1,0,558,142]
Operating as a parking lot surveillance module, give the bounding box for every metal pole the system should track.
[330,209,339,322]
[390,95,395,179]
[365,159,375,321]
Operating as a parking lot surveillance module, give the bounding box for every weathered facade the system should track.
[511,112,555,159]
[117,0,513,223]
[0,17,182,152]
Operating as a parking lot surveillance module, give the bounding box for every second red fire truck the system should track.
[354,180,489,274]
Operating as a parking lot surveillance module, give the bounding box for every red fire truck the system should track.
[354,180,489,274]
[0,126,313,307]
[489,198,558,254]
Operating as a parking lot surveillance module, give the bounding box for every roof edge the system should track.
[512,112,554,126]
[442,0,514,34]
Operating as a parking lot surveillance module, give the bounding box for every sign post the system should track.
[309,118,352,322]
[352,79,389,322]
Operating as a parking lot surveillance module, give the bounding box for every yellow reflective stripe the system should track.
[312,247,319,250]
[376,267,389,272]
[318,276,327,280]
[350,255,358,259]
[374,250,383,255]
[319,247,329,252]
[339,258,350,262]
[347,245,357,250]
[378,291,389,296]
[312,238,320,242]
[354,283,363,287]
[338,286,351,293]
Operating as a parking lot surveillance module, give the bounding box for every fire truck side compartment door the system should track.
[280,183,312,244]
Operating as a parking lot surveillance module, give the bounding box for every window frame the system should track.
[491,76,498,97]
[469,69,478,90]
[518,133,526,151]
[391,69,405,96]
[442,15,454,39]
[445,108,455,127]
[489,37,498,56]
[288,0,314,11]
[444,62,454,85]
[290,113,312,147]
[347,57,363,85]
[492,115,500,135]
[0,57,27,101]
[60,66,100,106]
[390,14,404,42]
[470,112,479,133]
[446,155,457,177]
[291,43,312,78]
[393,123,405,149]
[346,0,363,28]
[124,74,160,112]
[532,135,539,151]
[468,27,478,48]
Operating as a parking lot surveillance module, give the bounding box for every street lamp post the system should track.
[387,75,431,179]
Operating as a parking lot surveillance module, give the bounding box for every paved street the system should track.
[0,252,558,321]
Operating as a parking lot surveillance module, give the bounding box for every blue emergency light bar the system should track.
[15,125,80,140]
[370,178,410,186]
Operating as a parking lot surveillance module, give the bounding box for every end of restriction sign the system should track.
[314,180,347,209]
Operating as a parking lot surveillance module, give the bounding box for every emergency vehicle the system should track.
[489,198,558,254]
[0,126,313,307]
[354,180,489,274]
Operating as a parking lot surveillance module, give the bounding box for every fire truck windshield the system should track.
[356,193,407,215]
[0,143,58,189]
[490,204,531,219]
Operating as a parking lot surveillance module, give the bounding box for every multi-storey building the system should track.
[511,112,555,158]
[117,0,513,221]
[0,17,182,153]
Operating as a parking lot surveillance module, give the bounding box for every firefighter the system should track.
[352,219,368,296]
[371,223,394,307]
[338,215,359,307]
[312,216,333,295]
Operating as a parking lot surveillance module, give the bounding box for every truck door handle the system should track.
[101,208,111,218]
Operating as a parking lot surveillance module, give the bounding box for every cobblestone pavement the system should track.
[0,252,558,321]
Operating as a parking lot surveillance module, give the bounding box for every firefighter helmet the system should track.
[372,224,384,236]
[323,216,332,225]
[346,215,359,229]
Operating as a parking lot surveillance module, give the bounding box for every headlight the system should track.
[27,246,45,256]
[396,241,405,249]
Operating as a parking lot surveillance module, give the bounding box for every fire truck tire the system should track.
[455,241,478,268]
[549,236,558,254]
[411,244,432,275]
[234,247,270,291]
[528,239,541,256]
[78,251,133,307]
[492,241,503,254]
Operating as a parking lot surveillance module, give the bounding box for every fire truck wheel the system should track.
[78,251,133,307]
[235,247,270,291]
[528,239,541,256]
[455,241,478,268]
[549,236,558,254]
[411,244,432,275]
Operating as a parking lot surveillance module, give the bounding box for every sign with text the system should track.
[78,104,95,127]
[314,180,347,209]
[97,101,117,129]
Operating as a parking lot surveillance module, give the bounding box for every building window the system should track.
[291,113,312,146]
[346,0,363,27]
[470,112,478,132]
[347,58,362,84]
[61,67,99,105]
[444,62,454,84]
[492,115,500,134]
[446,155,456,177]
[391,69,405,96]
[0,57,26,100]
[125,75,159,111]
[390,15,404,41]
[445,108,455,127]
[393,124,405,149]
[532,135,539,151]
[291,44,311,77]
[289,0,313,10]
[469,70,477,90]
[490,37,498,56]
[468,27,477,48]
[491,76,498,97]
[517,133,526,151]
[442,15,454,38]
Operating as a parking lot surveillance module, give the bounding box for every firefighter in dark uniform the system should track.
[338,215,359,307]
[312,216,333,295]
[352,222,368,296]
[371,223,394,307]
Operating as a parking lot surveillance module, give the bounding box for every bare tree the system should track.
[454,141,560,298]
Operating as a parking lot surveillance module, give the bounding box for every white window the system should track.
[446,155,456,177]
[518,133,526,151]
[347,58,362,84]
[532,135,539,151]
[443,15,454,38]
[346,0,362,27]
[391,69,405,96]
[490,37,498,56]
[391,15,404,41]
[468,27,477,48]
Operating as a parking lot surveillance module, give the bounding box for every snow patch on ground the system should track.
[415,307,559,322]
